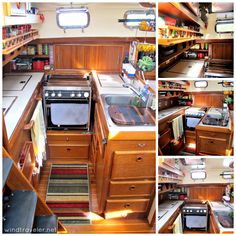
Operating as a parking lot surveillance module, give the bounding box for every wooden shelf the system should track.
[159,163,184,177]
[3,14,41,26]
[159,37,198,46]
[17,54,49,58]
[158,88,186,91]
[158,175,180,181]
[189,49,208,52]
[158,188,175,195]
[2,30,39,55]
[159,25,200,34]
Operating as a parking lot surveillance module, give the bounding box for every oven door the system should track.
[183,214,208,231]
[185,116,201,131]
[45,99,90,130]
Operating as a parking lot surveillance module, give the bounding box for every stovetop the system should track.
[185,107,207,117]
[183,204,207,210]
[44,74,91,88]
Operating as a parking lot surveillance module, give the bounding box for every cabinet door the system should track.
[210,43,233,60]
[85,45,125,71]
[54,44,85,69]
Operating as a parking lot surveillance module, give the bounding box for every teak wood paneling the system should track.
[185,184,227,201]
[209,42,233,60]
[54,44,127,72]
[187,92,224,108]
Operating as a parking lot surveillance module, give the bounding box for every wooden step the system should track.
[3,190,37,233]
[33,214,57,234]
[3,157,13,188]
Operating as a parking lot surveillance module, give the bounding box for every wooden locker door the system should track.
[54,44,85,69]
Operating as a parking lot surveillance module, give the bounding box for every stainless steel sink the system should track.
[102,94,146,107]
[100,94,155,127]
[214,210,234,228]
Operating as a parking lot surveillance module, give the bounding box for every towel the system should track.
[173,213,183,234]
[172,115,184,141]
[30,100,47,167]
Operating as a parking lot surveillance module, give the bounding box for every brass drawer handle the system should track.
[66,148,71,151]
[129,185,136,191]
[137,143,146,148]
[124,203,131,208]
[136,156,143,162]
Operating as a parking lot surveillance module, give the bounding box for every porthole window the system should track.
[194,80,208,88]
[123,10,155,28]
[56,7,90,29]
[215,20,234,34]
[191,170,207,180]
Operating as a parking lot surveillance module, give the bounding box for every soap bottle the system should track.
[140,84,150,102]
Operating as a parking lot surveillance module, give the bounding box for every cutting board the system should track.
[108,105,155,126]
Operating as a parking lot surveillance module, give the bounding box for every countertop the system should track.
[158,200,184,232]
[3,72,44,139]
[209,201,234,233]
[159,59,205,78]
[158,106,189,121]
[92,72,156,134]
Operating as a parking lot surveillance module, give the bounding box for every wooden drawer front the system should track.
[198,136,227,155]
[47,132,91,143]
[106,199,149,213]
[198,131,227,139]
[114,140,155,151]
[111,151,155,180]
[48,143,89,158]
[109,180,155,197]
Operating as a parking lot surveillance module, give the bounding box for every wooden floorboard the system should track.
[37,159,155,233]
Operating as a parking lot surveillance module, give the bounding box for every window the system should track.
[215,20,234,33]
[194,80,208,88]
[123,10,155,28]
[221,171,233,179]
[191,170,207,180]
[56,7,90,29]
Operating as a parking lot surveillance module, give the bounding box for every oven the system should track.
[182,204,208,231]
[43,86,91,130]
[185,107,207,131]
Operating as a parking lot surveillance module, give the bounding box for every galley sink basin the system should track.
[102,94,146,107]
[100,94,155,127]
[214,210,234,228]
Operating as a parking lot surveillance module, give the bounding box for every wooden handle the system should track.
[137,143,146,148]
[129,185,136,191]
[124,203,131,208]
[24,120,34,130]
[66,137,69,141]
[136,156,143,162]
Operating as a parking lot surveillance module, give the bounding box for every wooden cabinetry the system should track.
[54,44,126,72]
[209,42,233,60]
[196,129,231,156]
[47,131,92,161]
[209,211,220,233]
[92,102,155,219]
[159,209,182,233]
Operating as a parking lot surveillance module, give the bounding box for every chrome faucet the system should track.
[123,83,141,97]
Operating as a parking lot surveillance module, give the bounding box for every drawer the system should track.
[198,136,227,155]
[106,199,150,213]
[113,140,155,151]
[109,180,155,197]
[47,132,92,143]
[197,131,228,139]
[111,151,155,180]
[48,143,90,158]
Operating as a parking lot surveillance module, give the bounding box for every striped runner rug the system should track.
[46,164,91,225]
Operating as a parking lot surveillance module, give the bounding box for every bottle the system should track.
[140,84,150,102]
[122,52,129,72]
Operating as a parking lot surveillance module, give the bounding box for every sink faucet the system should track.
[123,83,141,97]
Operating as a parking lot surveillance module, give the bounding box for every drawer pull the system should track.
[136,156,143,162]
[66,148,71,151]
[66,137,69,141]
[210,140,214,144]
[124,203,131,208]
[129,185,136,191]
[137,143,146,148]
